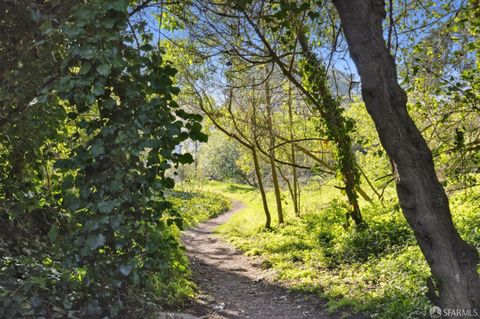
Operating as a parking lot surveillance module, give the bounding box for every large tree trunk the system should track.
[333,0,480,311]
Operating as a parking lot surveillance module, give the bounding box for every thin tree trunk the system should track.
[287,84,300,216]
[333,0,480,311]
[252,146,271,229]
[277,164,294,208]
[269,156,284,224]
[265,73,284,224]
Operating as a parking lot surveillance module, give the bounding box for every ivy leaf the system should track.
[107,0,129,12]
[96,64,111,77]
[162,177,175,188]
[119,264,133,276]
[48,224,59,242]
[143,139,161,148]
[80,47,96,60]
[79,62,92,75]
[63,24,83,38]
[64,193,81,211]
[30,296,43,308]
[92,82,105,96]
[85,300,102,316]
[97,200,119,213]
[86,234,106,250]
[177,153,193,164]
[39,20,53,35]
[110,180,123,192]
[191,131,208,143]
[109,215,123,229]
[91,143,105,157]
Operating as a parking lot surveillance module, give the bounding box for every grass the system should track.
[197,180,480,319]
[167,190,231,229]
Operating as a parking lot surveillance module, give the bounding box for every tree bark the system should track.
[252,146,271,229]
[333,0,480,311]
[265,73,284,224]
[287,84,300,216]
[297,29,363,226]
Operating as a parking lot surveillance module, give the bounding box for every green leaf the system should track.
[110,180,123,192]
[64,193,81,211]
[102,18,116,29]
[162,177,175,189]
[86,234,106,250]
[109,215,123,229]
[96,64,111,77]
[119,264,133,276]
[143,139,161,148]
[191,131,208,143]
[97,200,119,213]
[39,20,53,35]
[92,82,105,96]
[63,24,83,38]
[86,94,96,105]
[79,62,92,75]
[91,143,105,157]
[177,153,193,164]
[80,47,96,60]
[48,224,59,242]
[106,0,129,12]
[75,6,96,26]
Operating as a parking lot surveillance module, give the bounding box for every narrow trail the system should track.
[170,201,367,319]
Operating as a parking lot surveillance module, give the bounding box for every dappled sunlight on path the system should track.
[178,201,368,319]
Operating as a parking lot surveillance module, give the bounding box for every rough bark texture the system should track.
[333,0,480,311]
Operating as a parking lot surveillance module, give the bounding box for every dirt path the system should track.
[175,201,366,319]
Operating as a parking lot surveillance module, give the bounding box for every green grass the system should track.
[201,180,480,319]
[167,190,231,229]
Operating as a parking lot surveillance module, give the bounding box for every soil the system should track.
[170,201,368,319]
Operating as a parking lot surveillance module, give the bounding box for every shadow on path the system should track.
[178,201,368,319]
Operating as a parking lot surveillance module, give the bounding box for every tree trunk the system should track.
[297,30,363,226]
[333,0,480,311]
[265,73,284,224]
[252,146,272,229]
[269,156,284,224]
[287,84,300,216]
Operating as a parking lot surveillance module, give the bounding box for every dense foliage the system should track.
[0,0,208,317]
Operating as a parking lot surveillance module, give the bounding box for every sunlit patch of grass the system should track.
[204,180,480,318]
[167,190,231,229]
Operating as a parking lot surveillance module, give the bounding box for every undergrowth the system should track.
[206,180,480,319]
[0,190,231,318]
